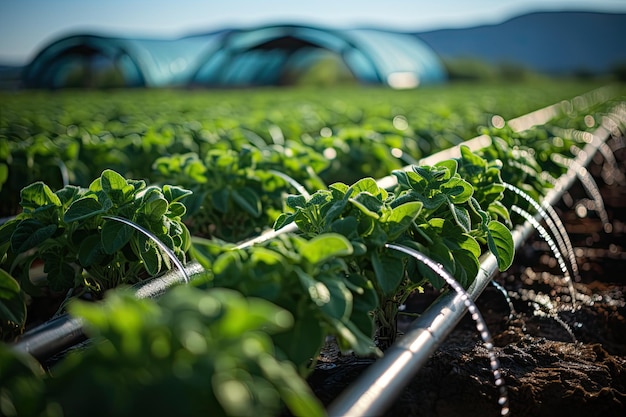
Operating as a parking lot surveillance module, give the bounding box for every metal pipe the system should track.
[12,261,206,361]
[327,103,625,417]
[326,223,532,417]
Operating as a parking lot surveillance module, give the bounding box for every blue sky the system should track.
[1,0,625,65]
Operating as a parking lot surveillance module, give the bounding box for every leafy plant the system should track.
[152,146,324,243]
[0,343,47,417]
[0,169,192,339]
[274,149,514,347]
[273,177,421,347]
[0,285,325,417]
[0,270,26,341]
[191,232,379,373]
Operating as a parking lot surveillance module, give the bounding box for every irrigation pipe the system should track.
[11,261,205,362]
[326,101,626,417]
[10,88,622,365]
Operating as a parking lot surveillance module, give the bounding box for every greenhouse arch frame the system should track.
[23,25,447,89]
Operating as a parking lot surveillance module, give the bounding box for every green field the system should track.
[2,80,621,217]
[1,80,625,417]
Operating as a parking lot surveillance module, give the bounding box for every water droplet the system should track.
[320,126,332,137]
[392,115,409,130]
[385,243,508,415]
[491,115,505,129]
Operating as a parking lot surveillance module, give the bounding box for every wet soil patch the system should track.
[306,140,626,416]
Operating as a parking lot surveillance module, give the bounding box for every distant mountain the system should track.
[413,11,626,75]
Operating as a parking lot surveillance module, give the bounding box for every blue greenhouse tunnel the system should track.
[22,25,447,89]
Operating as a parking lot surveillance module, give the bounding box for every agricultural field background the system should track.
[2,78,626,417]
[2,79,621,219]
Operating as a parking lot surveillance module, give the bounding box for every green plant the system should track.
[152,146,324,243]
[0,169,192,339]
[191,232,379,373]
[274,150,514,347]
[0,269,26,342]
[0,285,325,417]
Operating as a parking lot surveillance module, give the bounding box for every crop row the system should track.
[0,81,613,220]
[1,83,625,417]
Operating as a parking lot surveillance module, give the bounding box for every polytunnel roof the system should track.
[23,25,446,89]
[189,25,446,88]
[22,33,222,88]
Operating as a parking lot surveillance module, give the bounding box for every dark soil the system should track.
[307,140,626,416]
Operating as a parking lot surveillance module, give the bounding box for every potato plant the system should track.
[0,286,325,417]
[152,145,326,242]
[191,233,379,373]
[273,147,514,347]
[0,170,192,338]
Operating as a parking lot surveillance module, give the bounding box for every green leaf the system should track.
[414,241,454,289]
[329,182,349,195]
[101,220,135,254]
[0,163,7,192]
[300,233,353,264]
[487,220,514,271]
[142,194,168,222]
[434,159,458,177]
[386,201,422,239]
[323,199,348,224]
[101,169,128,194]
[459,145,486,169]
[330,216,359,239]
[0,220,17,253]
[64,197,104,222]
[212,290,294,337]
[346,274,378,340]
[78,235,106,267]
[162,184,192,203]
[350,177,383,197]
[11,220,57,253]
[42,253,76,292]
[488,201,511,225]
[348,194,380,219]
[318,277,352,321]
[449,203,471,232]
[211,187,229,213]
[308,190,332,207]
[371,250,405,296]
[421,193,447,211]
[458,233,481,258]
[273,212,296,230]
[101,169,134,205]
[19,182,62,211]
[286,194,307,210]
[138,235,162,276]
[273,311,324,373]
[0,269,26,326]
[392,169,412,189]
[296,269,331,307]
[452,248,480,288]
[468,196,490,228]
[168,201,187,218]
[334,318,379,356]
[231,187,262,218]
[445,177,474,204]
[55,185,82,207]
